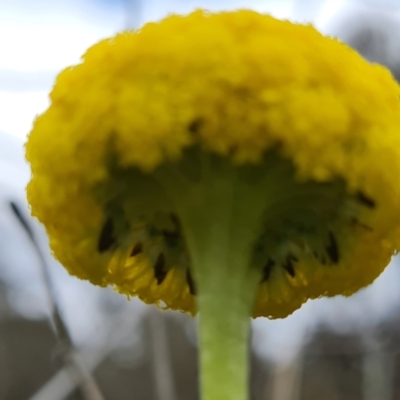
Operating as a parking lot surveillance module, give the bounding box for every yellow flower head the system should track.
[26,10,400,320]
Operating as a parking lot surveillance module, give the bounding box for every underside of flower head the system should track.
[26,10,400,319]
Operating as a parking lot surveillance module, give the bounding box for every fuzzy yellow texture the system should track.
[26,10,400,317]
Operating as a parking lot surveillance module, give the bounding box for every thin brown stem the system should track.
[9,201,104,400]
[148,308,177,400]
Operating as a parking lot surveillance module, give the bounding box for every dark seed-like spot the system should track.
[188,118,203,134]
[261,259,275,282]
[98,217,116,252]
[162,229,180,247]
[326,231,339,264]
[283,259,296,277]
[356,191,375,208]
[130,242,143,257]
[186,269,196,295]
[163,214,182,248]
[154,253,167,284]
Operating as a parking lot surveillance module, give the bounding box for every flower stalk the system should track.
[195,247,259,400]
[161,159,264,400]
[198,282,253,400]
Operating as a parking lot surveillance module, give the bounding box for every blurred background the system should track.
[1,0,400,399]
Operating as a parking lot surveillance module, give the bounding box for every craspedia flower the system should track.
[26,10,400,400]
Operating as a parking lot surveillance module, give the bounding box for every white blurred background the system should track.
[1,1,400,399]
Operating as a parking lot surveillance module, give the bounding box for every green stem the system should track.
[155,155,274,400]
[178,173,261,400]
[199,296,250,400]
[196,259,258,400]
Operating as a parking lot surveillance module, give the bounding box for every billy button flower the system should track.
[26,10,400,400]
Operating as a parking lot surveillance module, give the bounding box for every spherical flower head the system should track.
[26,10,400,318]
